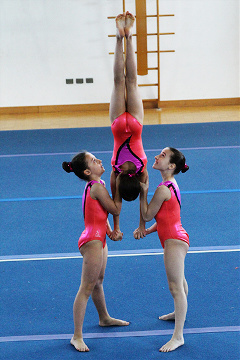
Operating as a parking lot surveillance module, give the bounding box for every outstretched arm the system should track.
[110,170,123,238]
[133,168,148,239]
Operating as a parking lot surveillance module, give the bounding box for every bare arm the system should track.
[91,181,122,216]
[139,167,148,184]
[133,168,148,239]
[140,181,170,222]
[138,169,148,227]
[106,219,112,237]
[110,170,122,232]
[146,222,157,234]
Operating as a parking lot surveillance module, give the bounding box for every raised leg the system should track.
[125,12,144,124]
[109,14,126,123]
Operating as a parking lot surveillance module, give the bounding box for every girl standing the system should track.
[139,147,189,352]
[62,151,129,352]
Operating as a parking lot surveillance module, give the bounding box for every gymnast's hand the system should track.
[109,229,123,241]
[133,226,146,240]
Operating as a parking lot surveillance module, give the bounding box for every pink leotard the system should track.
[111,112,147,175]
[155,181,189,248]
[78,180,108,249]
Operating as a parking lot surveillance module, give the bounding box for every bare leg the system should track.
[125,12,144,124]
[70,240,104,352]
[109,13,145,236]
[91,244,129,326]
[159,239,189,353]
[109,14,126,123]
[109,14,126,236]
[159,276,188,321]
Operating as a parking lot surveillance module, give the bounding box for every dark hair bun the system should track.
[62,161,72,173]
[181,165,189,173]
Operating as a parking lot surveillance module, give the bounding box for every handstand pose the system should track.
[110,12,148,240]
[140,147,189,352]
[62,152,129,352]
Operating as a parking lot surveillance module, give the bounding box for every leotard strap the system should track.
[158,181,181,208]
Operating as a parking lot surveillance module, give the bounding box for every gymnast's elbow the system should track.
[142,213,153,222]
[111,206,121,216]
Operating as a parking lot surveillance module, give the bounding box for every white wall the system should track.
[0,0,239,107]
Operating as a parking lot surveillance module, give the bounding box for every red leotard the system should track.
[111,112,147,175]
[78,180,108,249]
[155,181,189,248]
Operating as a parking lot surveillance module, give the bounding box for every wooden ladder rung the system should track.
[150,32,175,36]
[109,50,175,55]
[148,50,175,53]
[146,14,175,17]
[108,32,175,37]
[138,83,158,87]
[107,14,174,19]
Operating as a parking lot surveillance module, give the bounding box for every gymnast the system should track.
[62,152,129,352]
[110,11,148,240]
[139,147,189,352]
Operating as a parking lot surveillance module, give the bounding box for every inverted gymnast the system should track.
[109,11,148,241]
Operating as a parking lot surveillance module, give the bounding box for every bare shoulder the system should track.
[90,181,107,200]
[155,184,171,201]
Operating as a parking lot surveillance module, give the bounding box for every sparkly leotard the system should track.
[111,112,147,175]
[155,181,189,248]
[78,180,108,249]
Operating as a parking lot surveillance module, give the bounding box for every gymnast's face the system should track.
[85,152,105,176]
[152,147,172,170]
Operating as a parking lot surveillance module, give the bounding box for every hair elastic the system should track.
[69,162,73,172]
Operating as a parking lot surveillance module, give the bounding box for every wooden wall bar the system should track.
[135,0,148,75]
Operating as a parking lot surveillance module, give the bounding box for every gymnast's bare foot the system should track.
[99,316,130,327]
[116,13,125,38]
[125,11,135,38]
[159,336,184,352]
[159,311,175,321]
[70,336,89,352]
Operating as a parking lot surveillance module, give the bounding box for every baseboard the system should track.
[0,98,239,115]
[156,98,240,108]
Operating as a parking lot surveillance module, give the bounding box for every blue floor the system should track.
[0,121,239,359]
